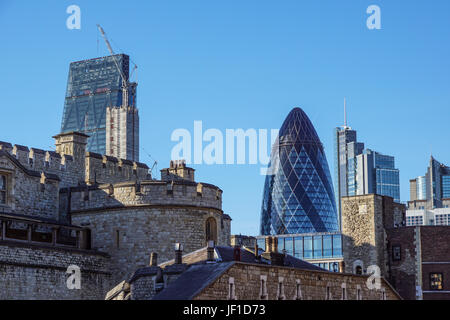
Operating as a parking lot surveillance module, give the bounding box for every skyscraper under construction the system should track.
[60,53,139,161]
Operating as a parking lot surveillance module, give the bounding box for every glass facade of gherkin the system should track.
[260,108,339,235]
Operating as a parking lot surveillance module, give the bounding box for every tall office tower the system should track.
[334,126,364,221]
[409,157,450,209]
[106,104,139,161]
[355,149,400,203]
[260,108,339,235]
[334,104,401,224]
[60,54,137,156]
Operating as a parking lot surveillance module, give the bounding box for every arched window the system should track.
[355,266,363,275]
[205,217,217,244]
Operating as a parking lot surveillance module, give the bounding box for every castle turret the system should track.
[53,132,89,185]
[160,160,195,182]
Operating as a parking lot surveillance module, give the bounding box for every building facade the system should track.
[334,126,400,224]
[60,54,138,157]
[0,132,231,299]
[406,207,450,226]
[409,157,450,209]
[341,194,450,300]
[107,240,400,300]
[260,107,338,235]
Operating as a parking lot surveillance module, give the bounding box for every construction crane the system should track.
[97,24,131,108]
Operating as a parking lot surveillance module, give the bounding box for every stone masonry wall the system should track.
[195,263,400,300]
[68,180,222,212]
[0,153,60,219]
[71,206,230,285]
[341,195,386,275]
[0,242,111,300]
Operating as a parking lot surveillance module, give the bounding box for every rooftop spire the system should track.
[341,98,351,130]
[344,97,347,127]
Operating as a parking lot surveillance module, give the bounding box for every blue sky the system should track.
[1,1,449,235]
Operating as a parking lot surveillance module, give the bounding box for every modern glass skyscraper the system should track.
[260,108,339,235]
[356,149,400,203]
[60,54,137,155]
[409,157,450,209]
[334,124,401,222]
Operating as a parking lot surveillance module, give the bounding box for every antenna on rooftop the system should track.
[342,97,350,130]
[344,97,347,127]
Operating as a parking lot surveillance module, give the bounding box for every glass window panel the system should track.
[313,236,322,258]
[323,235,333,258]
[304,236,312,259]
[278,237,285,253]
[294,237,303,258]
[333,234,342,256]
[284,237,293,256]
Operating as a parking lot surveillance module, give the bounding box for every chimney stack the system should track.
[272,237,278,253]
[207,240,215,263]
[265,236,273,253]
[261,236,284,266]
[150,252,158,266]
[233,245,241,261]
[254,242,259,260]
[174,243,183,264]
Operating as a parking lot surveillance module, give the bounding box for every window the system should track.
[277,277,285,300]
[326,286,332,300]
[294,280,302,300]
[341,283,347,300]
[356,285,362,300]
[392,246,401,261]
[228,277,236,300]
[0,175,6,205]
[355,266,363,275]
[205,217,217,244]
[430,273,443,290]
[260,275,268,300]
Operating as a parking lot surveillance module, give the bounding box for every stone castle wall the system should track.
[67,180,222,212]
[0,242,111,300]
[71,206,231,285]
[196,262,400,300]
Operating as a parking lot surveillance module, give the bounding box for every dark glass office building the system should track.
[60,54,136,155]
[260,108,339,235]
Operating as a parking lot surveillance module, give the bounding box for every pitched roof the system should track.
[159,245,325,272]
[152,262,234,300]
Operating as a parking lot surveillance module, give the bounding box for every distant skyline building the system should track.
[260,107,339,235]
[60,54,138,157]
[334,103,401,223]
[409,157,450,210]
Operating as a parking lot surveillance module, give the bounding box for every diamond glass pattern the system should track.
[260,108,339,235]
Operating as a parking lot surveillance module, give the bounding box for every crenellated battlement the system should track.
[66,179,223,213]
[0,132,151,189]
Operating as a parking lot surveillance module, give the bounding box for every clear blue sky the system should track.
[1,1,449,235]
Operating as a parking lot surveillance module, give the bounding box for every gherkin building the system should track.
[260,107,338,235]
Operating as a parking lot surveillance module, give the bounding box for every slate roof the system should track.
[159,245,325,272]
[152,262,234,300]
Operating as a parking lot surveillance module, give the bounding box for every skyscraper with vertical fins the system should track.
[260,107,339,235]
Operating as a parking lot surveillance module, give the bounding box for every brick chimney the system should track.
[150,252,158,266]
[254,242,259,260]
[262,236,284,266]
[207,240,215,263]
[233,245,241,261]
[174,243,183,264]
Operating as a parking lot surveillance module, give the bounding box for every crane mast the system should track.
[97,24,129,108]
